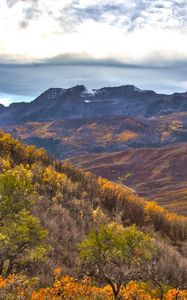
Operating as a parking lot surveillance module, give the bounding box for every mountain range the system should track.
[1,85,187,125]
[0,84,187,215]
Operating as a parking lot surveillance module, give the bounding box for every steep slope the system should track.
[70,143,187,216]
[0,131,187,298]
[0,130,186,237]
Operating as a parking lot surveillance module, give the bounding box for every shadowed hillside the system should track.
[70,142,187,216]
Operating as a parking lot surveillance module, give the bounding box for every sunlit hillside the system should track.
[0,131,187,299]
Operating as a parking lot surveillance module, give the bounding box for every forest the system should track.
[0,131,187,299]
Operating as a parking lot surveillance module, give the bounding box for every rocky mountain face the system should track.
[1,85,187,125]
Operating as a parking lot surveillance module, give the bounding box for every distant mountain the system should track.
[0,85,187,125]
[0,103,5,110]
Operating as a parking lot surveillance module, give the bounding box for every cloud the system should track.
[0,96,12,106]
[5,0,187,34]
[7,0,38,7]
[56,0,187,32]
[1,0,187,98]
[1,0,187,63]
[1,58,187,100]
[58,1,127,31]
[0,92,32,106]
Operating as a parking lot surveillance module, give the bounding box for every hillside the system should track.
[0,131,187,298]
[70,142,187,216]
[2,112,187,160]
[3,115,160,159]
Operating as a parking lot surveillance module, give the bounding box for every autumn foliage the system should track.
[0,271,186,300]
[0,131,187,299]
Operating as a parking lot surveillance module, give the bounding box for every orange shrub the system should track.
[31,271,111,300]
[164,288,187,300]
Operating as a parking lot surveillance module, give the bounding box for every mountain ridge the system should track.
[1,84,187,126]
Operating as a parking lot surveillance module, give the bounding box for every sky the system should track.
[1,0,187,105]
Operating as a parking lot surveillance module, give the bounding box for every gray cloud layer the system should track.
[1,0,187,100]
[1,58,187,100]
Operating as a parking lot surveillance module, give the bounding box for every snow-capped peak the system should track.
[81,88,97,97]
